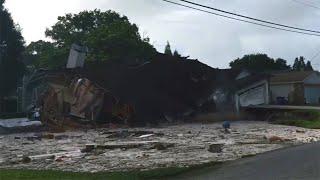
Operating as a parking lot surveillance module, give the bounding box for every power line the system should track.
[178,0,320,34]
[306,0,320,6]
[310,48,320,62]
[162,0,320,37]
[290,0,320,10]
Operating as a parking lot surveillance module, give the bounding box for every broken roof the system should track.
[235,72,269,90]
[270,71,316,84]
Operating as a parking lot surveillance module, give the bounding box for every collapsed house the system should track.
[20,44,126,125]
[20,44,241,125]
[27,45,320,125]
[81,54,245,124]
[21,69,134,125]
[29,42,310,126]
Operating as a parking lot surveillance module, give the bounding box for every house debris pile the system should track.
[1,121,319,172]
[21,51,239,128]
[21,70,135,131]
[17,44,320,128]
[80,54,230,125]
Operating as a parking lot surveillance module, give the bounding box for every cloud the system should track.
[4,0,320,69]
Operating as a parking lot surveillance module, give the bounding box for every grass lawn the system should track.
[271,110,320,129]
[0,168,183,180]
[0,162,220,180]
[273,119,320,129]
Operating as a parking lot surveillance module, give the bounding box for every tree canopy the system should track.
[292,56,313,71]
[31,9,156,68]
[25,10,157,69]
[164,41,183,58]
[0,0,25,97]
[306,60,313,71]
[24,40,68,69]
[173,49,182,58]
[229,54,291,71]
[24,35,72,70]
[230,54,315,72]
[164,41,172,56]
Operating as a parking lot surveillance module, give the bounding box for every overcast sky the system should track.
[4,0,320,69]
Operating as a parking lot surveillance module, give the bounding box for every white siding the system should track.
[66,44,87,69]
[235,80,269,112]
[236,70,250,80]
[239,85,265,106]
[305,86,320,104]
[303,72,320,104]
[304,72,320,84]
[270,84,294,102]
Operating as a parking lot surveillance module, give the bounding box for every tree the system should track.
[24,40,68,69]
[43,9,156,66]
[299,56,306,71]
[229,54,290,71]
[305,61,313,71]
[164,41,172,56]
[0,0,25,98]
[292,57,300,71]
[292,56,311,71]
[173,49,182,58]
[275,58,290,70]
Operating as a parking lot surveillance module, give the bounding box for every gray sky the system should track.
[4,0,320,69]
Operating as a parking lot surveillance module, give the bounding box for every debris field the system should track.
[1,121,319,172]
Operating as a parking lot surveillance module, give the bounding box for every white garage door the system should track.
[305,86,320,104]
[239,85,265,107]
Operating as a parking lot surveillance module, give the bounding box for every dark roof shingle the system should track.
[270,71,315,84]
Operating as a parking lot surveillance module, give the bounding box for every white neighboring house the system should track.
[234,71,270,112]
[270,71,320,105]
[234,71,320,112]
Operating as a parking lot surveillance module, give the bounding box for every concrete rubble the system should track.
[0,118,42,128]
[0,118,42,134]
[0,121,320,172]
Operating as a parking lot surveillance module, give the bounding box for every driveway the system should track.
[171,143,320,180]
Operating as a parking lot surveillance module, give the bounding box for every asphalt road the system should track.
[171,143,320,180]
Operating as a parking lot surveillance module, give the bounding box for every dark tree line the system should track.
[164,41,182,58]
[292,56,313,71]
[0,0,25,98]
[230,53,314,72]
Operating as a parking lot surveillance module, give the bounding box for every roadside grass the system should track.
[271,110,320,129]
[0,168,181,180]
[0,162,220,180]
[272,119,320,129]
